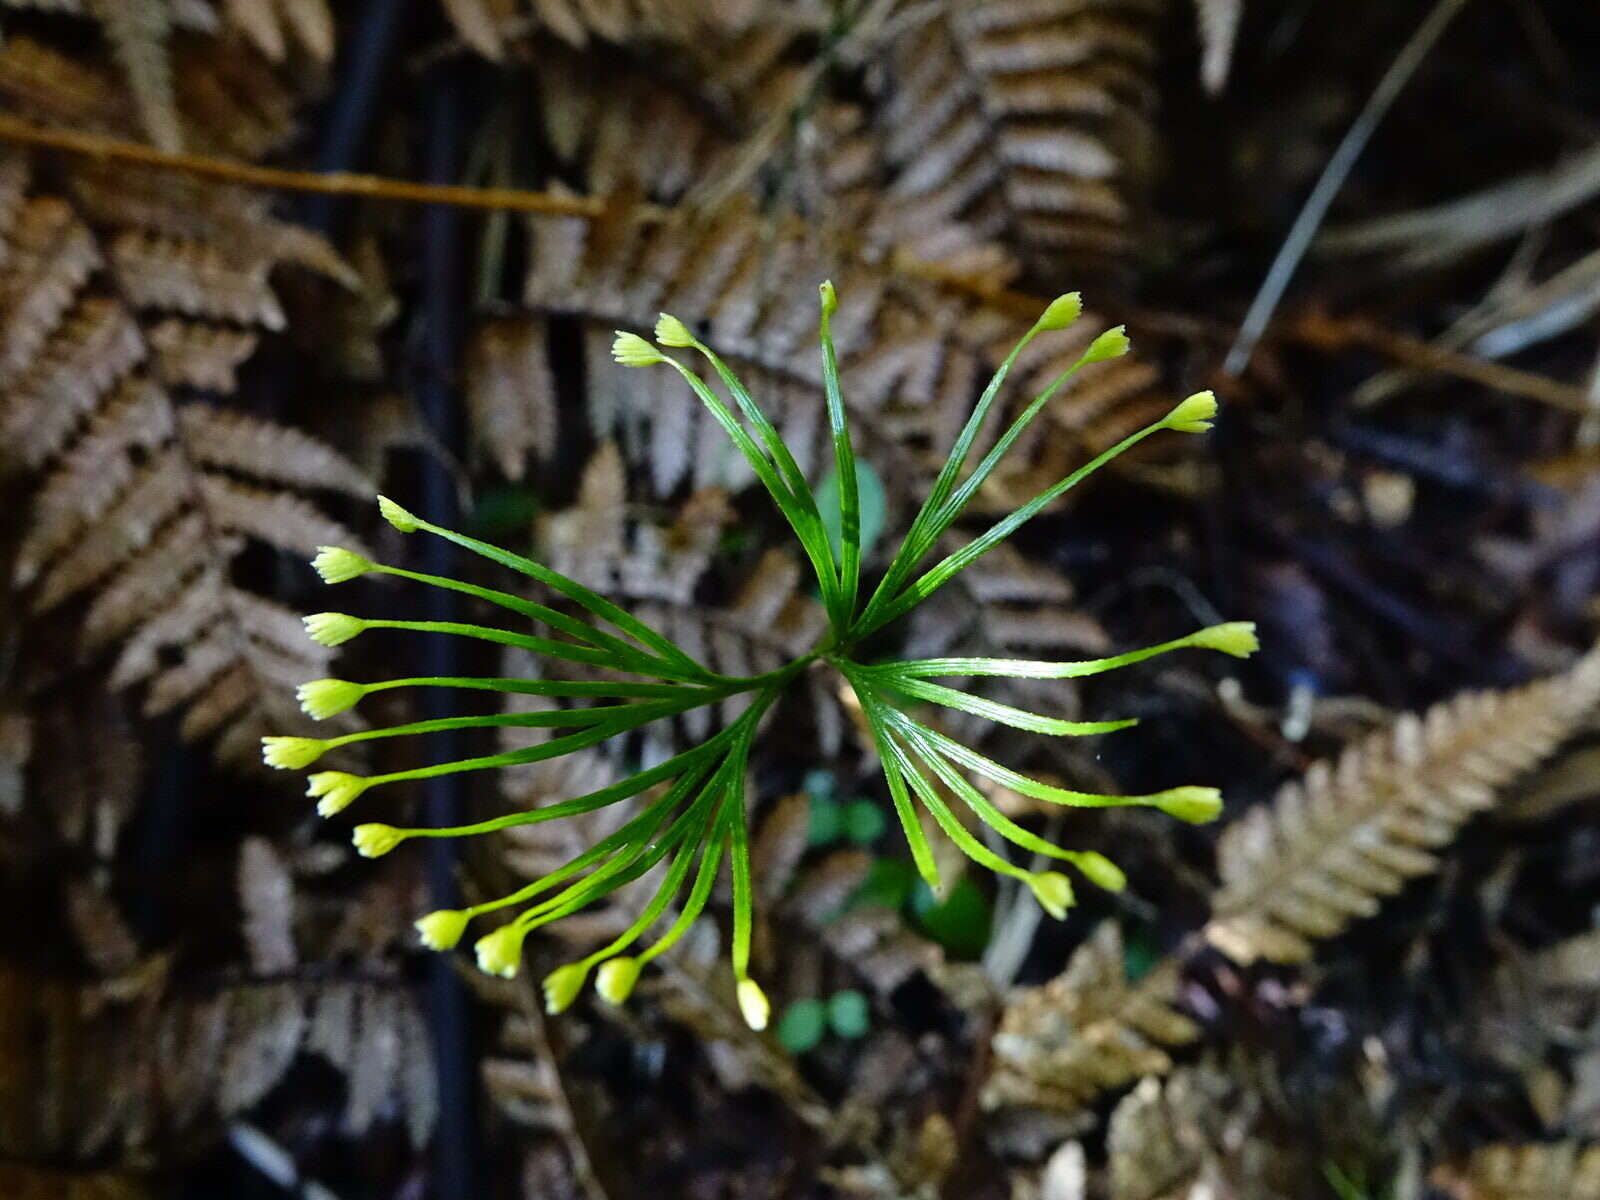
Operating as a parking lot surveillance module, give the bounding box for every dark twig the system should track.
[418,61,479,1199]
[1224,0,1472,375]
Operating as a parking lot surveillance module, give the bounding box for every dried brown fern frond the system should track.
[981,922,1201,1118]
[225,0,336,64]
[442,0,820,59]
[84,0,184,151]
[1107,1065,1297,1200]
[873,0,1161,277]
[0,1164,150,1200]
[23,691,143,857]
[465,316,559,481]
[1206,647,1600,965]
[0,953,434,1168]
[0,49,369,767]
[1432,1143,1600,1200]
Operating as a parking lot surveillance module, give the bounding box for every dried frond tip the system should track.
[542,962,590,1014]
[612,331,664,367]
[475,925,527,979]
[297,678,366,719]
[261,735,326,770]
[306,771,368,817]
[654,313,695,347]
[352,823,405,858]
[1028,871,1077,919]
[377,495,421,532]
[312,546,374,584]
[1165,391,1219,434]
[303,612,366,647]
[737,978,770,1031]
[415,909,470,951]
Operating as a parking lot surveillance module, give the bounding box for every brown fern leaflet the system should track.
[0,40,370,767]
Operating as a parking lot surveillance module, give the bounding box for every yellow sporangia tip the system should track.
[654,313,694,347]
[736,977,770,1030]
[297,678,366,719]
[475,925,527,979]
[1154,786,1224,824]
[1188,621,1258,659]
[1037,291,1083,331]
[311,546,373,585]
[1082,325,1129,363]
[306,771,368,817]
[612,331,664,367]
[303,612,366,647]
[376,495,420,532]
[542,962,591,1013]
[260,736,326,770]
[352,823,405,858]
[1165,390,1218,434]
[596,957,644,1005]
[415,909,470,950]
[1026,871,1076,919]
[1069,851,1126,893]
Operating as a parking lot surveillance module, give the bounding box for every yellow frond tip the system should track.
[1188,621,1258,658]
[612,331,664,367]
[260,736,326,770]
[376,495,420,532]
[654,313,694,347]
[297,678,366,719]
[737,977,770,1030]
[303,612,366,647]
[311,546,373,584]
[1155,786,1223,824]
[1037,291,1082,331]
[475,925,527,979]
[819,279,838,316]
[1068,851,1126,893]
[415,909,470,951]
[542,962,590,1013]
[306,771,368,817]
[596,957,643,1005]
[1083,325,1130,363]
[1165,390,1218,433]
[1027,871,1076,920]
[352,823,405,858]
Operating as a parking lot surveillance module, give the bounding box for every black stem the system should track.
[301,0,413,237]
[419,62,479,1199]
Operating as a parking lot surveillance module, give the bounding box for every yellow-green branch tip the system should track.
[612,331,664,367]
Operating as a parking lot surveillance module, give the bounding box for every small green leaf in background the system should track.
[776,998,827,1053]
[1123,925,1159,984]
[816,459,886,563]
[911,877,993,959]
[807,794,843,846]
[826,989,869,1039]
[841,798,887,845]
[850,858,917,911]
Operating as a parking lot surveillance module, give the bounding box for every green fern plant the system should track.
[261,284,1256,1028]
